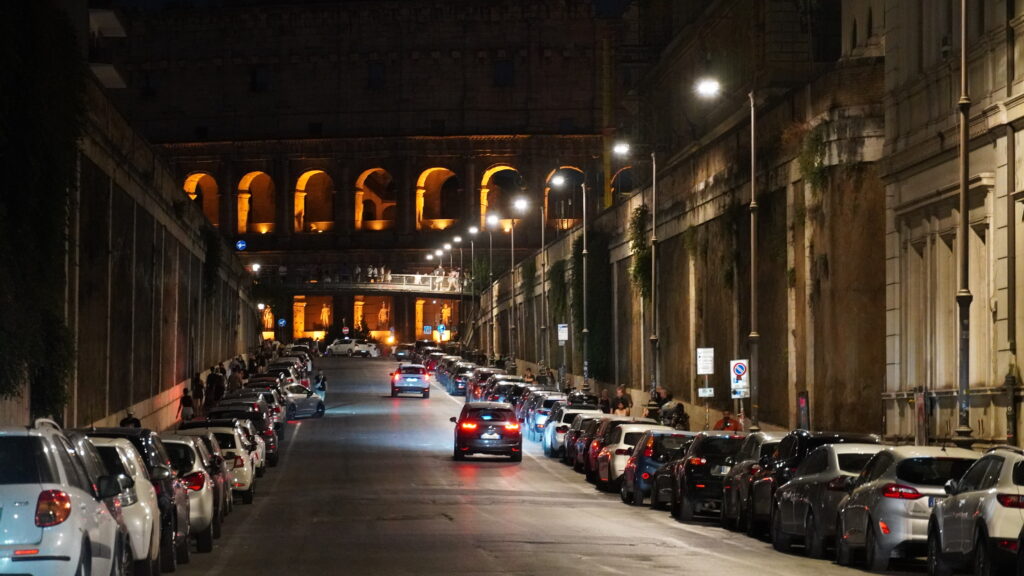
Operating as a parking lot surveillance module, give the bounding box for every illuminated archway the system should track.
[415,167,460,230]
[238,171,276,234]
[479,164,524,227]
[183,173,220,227]
[546,166,585,231]
[610,166,635,201]
[295,170,335,233]
[354,168,396,231]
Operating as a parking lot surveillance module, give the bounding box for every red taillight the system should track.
[641,472,651,480]
[273,406,281,414]
[35,490,72,527]
[461,422,478,430]
[592,440,600,450]
[233,456,245,467]
[881,483,923,499]
[750,464,761,475]
[997,494,1024,508]
[505,422,520,431]
[689,457,707,466]
[261,429,274,438]
[183,471,206,492]
[556,425,569,433]
[643,448,654,458]
[614,448,631,455]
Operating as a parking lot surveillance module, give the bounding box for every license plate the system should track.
[714,466,730,476]
[405,377,418,382]
[481,433,499,440]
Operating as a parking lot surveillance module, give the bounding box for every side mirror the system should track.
[116,474,135,490]
[724,456,735,466]
[97,475,122,499]
[944,479,958,495]
[150,465,173,482]
[450,417,458,423]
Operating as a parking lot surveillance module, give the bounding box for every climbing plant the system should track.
[0,2,86,417]
[521,259,536,301]
[798,123,828,192]
[549,259,568,321]
[628,204,652,299]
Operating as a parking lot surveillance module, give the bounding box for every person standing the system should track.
[119,409,141,428]
[598,389,612,414]
[226,367,244,393]
[614,386,633,412]
[713,410,742,431]
[207,366,226,407]
[191,372,205,417]
[177,389,195,421]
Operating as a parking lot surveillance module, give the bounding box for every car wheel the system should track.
[721,493,738,530]
[745,498,763,537]
[175,525,190,565]
[804,510,826,559]
[314,403,325,418]
[632,478,645,506]
[76,541,91,576]
[195,518,214,549]
[391,389,397,398]
[453,446,465,461]
[736,495,750,533]
[974,529,993,576]
[160,521,177,573]
[835,516,853,567]
[212,504,222,539]
[510,451,522,463]
[650,480,667,510]
[134,546,157,576]
[242,486,254,504]
[255,463,265,478]
[927,525,953,576]
[771,505,792,552]
[679,491,695,521]
[620,480,631,503]
[268,453,279,467]
[422,391,429,399]
[865,518,889,572]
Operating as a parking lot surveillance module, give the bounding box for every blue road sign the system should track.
[277,318,287,327]
[235,240,247,251]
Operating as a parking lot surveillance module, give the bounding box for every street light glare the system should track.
[257,303,266,311]
[695,77,721,98]
[444,243,452,250]
[468,226,479,235]
[434,249,443,256]
[426,254,434,260]
[613,142,630,156]
[513,198,528,211]
[454,236,462,243]
[251,263,261,272]
[551,174,565,187]
[486,214,499,226]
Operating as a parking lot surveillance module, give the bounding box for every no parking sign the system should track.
[730,359,749,399]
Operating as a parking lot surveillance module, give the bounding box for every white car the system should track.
[542,407,603,457]
[282,383,327,418]
[0,419,130,576]
[90,436,163,575]
[927,446,1024,576]
[162,436,218,553]
[596,423,675,491]
[326,338,379,357]
[177,423,258,504]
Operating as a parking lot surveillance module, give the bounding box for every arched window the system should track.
[416,167,461,230]
[238,171,276,234]
[295,170,335,233]
[354,168,396,231]
[183,173,219,227]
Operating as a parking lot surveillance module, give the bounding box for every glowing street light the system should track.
[695,77,722,98]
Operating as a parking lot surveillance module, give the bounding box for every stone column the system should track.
[354,295,365,330]
[354,189,365,231]
[415,298,425,339]
[237,192,251,234]
[294,191,307,233]
[292,298,306,340]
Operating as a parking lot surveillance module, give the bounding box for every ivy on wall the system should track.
[521,259,536,301]
[549,259,568,321]
[798,123,828,192]
[0,2,86,418]
[628,204,652,299]
[571,233,613,383]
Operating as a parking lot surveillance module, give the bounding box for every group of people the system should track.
[354,264,392,283]
[597,386,635,416]
[589,384,744,432]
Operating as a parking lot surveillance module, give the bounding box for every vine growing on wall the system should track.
[521,259,536,301]
[628,204,652,299]
[798,123,828,192]
[549,259,568,321]
[0,2,86,418]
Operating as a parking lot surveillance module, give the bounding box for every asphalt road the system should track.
[175,357,925,575]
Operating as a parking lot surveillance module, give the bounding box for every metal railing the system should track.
[278,273,467,294]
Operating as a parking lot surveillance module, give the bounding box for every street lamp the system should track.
[954,0,974,445]
[454,236,464,335]
[551,173,589,389]
[251,263,261,273]
[467,227,478,350]
[510,197,528,362]
[486,214,499,360]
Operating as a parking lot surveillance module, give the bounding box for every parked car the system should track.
[162,435,219,553]
[262,365,301,387]
[177,419,258,504]
[90,436,163,575]
[208,401,279,467]
[748,429,880,534]
[164,429,232,528]
[572,415,613,472]
[596,423,674,491]
[670,431,746,520]
[586,417,657,483]
[621,430,696,506]
[771,442,883,556]
[467,367,505,401]
[392,343,415,360]
[83,427,192,572]
[836,445,979,570]
[542,405,603,457]
[450,402,522,462]
[524,393,567,441]
[224,387,289,440]
[391,363,431,398]
[927,446,1024,576]
[282,382,326,418]
[448,362,478,396]
[650,440,695,510]
[720,431,784,532]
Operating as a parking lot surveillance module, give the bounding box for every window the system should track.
[798,448,829,475]
[494,59,514,87]
[837,453,876,474]
[958,458,993,492]
[623,432,644,446]
[96,446,128,478]
[0,437,56,485]
[55,437,92,494]
[165,443,196,474]
[214,433,237,450]
[897,457,977,486]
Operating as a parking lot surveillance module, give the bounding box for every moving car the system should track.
[281,383,326,418]
[391,363,431,398]
[451,402,522,462]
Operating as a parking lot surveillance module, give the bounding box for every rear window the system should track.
[655,435,691,454]
[541,398,562,409]
[697,437,744,457]
[623,432,644,446]
[467,409,514,422]
[165,442,196,472]
[96,446,128,477]
[838,453,876,474]
[0,437,57,485]
[214,433,236,449]
[897,457,977,486]
[399,366,426,375]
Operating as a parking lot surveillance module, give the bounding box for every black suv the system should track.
[747,429,880,534]
[670,431,746,520]
[82,427,192,572]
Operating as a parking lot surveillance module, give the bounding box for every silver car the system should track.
[836,445,979,570]
[282,383,326,418]
[162,435,218,553]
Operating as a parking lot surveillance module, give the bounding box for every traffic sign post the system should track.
[730,359,750,422]
[697,348,715,429]
[698,385,715,430]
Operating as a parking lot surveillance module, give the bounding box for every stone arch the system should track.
[295,170,335,233]
[354,168,396,231]
[480,164,524,227]
[610,166,635,201]
[416,167,460,230]
[183,172,219,227]
[547,166,586,230]
[238,171,276,234]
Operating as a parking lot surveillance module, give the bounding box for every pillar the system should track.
[294,190,307,232]
[415,298,425,339]
[354,189,365,231]
[354,295,365,331]
[237,192,251,234]
[293,298,307,340]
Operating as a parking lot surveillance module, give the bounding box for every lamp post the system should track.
[454,236,464,337]
[955,0,974,445]
[552,174,589,389]
[486,214,499,361]
[747,88,761,431]
[468,227,478,344]
[510,197,528,364]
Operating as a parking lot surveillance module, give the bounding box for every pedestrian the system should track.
[598,389,611,413]
[614,385,633,411]
[354,264,362,282]
[119,409,141,428]
[713,409,742,431]
[177,389,195,421]
[613,398,630,416]
[207,366,226,407]
[227,367,244,392]
[191,372,205,416]
[524,368,535,384]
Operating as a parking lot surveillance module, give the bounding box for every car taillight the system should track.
[233,455,245,468]
[997,494,1024,508]
[505,422,520,431]
[592,440,600,450]
[881,483,923,499]
[183,471,206,492]
[35,490,72,527]
[273,406,281,414]
[641,472,651,480]
[689,457,707,466]
[614,448,631,455]
[461,422,478,430]
[261,429,274,438]
[556,425,569,433]
[750,464,761,475]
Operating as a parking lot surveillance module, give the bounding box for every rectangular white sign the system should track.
[697,348,714,375]
[698,387,715,398]
[557,324,569,342]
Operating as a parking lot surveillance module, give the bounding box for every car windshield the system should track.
[214,433,236,449]
[165,442,196,472]
[541,398,562,408]
[837,453,876,473]
[0,437,56,485]
[467,409,514,423]
[623,432,644,446]
[897,457,977,486]
[398,366,426,375]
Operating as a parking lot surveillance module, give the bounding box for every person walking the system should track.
[177,389,195,421]
[207,366,226,407]
[191,372,205,417]
[226,367,244,393]
[713,409,742,431]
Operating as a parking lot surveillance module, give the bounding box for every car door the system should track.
[284,384,315,415]
[56,435,113,575]
[781,447,826,532]
[845,451,892,545]
[942,457,994,553]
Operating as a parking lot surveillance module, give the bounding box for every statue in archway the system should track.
[319,303,331,328]
[441,303,451,326]
[378,303,389,328]
[262,307,274,331]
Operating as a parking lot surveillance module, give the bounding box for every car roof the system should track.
[160,434,200,446]
[87,426,157,438]
[816,442,885,455]
[464,402,513,409]
[694,430,747,438]
[177,418,240,430]
[617,423,674,434]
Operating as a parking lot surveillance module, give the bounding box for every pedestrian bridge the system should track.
[278,273,470,297]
